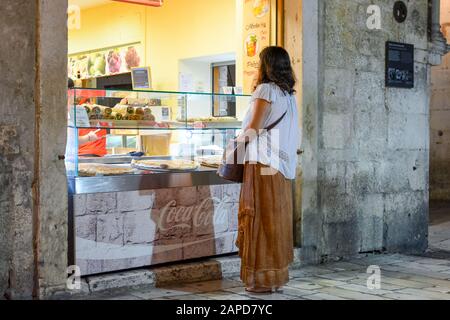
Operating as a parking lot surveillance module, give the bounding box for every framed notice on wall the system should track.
[385,41,414,89]
[242,0,278,94]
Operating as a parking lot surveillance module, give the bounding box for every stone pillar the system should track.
[0,0,68,299]
[301,0,432,264]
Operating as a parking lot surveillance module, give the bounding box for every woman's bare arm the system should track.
[237,98,270,143]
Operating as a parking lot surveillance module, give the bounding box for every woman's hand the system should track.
[79,129,102,145]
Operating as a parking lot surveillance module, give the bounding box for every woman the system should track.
[68,78,107,157]
[236,46,300,293]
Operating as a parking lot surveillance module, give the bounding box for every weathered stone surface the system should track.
[74,195,87,217]
[302,0,431,264]
[197,185,224,202]
[86,269,155,293]
[175,187,198,207]
[97,215,124,245]
[76,215,97,241]
[154,188,177,209]
[183,236,216,260]
[86,193,117,214]
[322,113,352,150]
[117,190,154,213]
[384,191,428,252]
[124,211,157,244]
[150,239,183,265]
[222,184,241,203]
[228,202,239,232]
[213,232,235,255]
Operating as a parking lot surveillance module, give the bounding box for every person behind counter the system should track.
[68,78,108,157]
[235,46,300,293]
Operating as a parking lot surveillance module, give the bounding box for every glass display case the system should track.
[67,88,251,274]
[66,88,251,194]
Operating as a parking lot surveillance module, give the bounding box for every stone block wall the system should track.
[430,2,450,201]
[74,184,240,276]
[302,0,431,264]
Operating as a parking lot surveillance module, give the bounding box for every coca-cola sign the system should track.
[155,197,230,232]
[112,0,163,7]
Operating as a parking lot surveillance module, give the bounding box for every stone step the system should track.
[68,248,301,297]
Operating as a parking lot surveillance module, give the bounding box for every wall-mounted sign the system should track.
[131,67,152,90]
[393,1,408,23]
[242,0,274,94]
[385,41,414,89]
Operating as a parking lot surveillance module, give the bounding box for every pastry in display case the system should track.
[66,88,251,187]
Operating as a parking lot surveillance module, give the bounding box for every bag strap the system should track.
[265,110,287,131]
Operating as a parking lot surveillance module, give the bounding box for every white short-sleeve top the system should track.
[242,82,301,180]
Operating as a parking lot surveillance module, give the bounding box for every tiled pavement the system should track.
[429,201,450,253]
[73,202,450,301]
[79,253,450,300]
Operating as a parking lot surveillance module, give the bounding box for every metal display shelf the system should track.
[67,168,233,195]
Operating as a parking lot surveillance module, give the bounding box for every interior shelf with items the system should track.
[66,88,251,182]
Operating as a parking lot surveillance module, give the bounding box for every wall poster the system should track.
[68,43,144,80]
[385,41,414,89]
[243,0,277,94]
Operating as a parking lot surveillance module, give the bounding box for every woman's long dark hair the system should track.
[255,46,296,95]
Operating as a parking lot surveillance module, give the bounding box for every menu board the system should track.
[243,0,273,93]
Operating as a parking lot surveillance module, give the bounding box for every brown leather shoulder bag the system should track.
[217,111,287,183]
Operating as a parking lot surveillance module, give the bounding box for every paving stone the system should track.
[383,292,431,300]
[390,261,450,273]
[304,293,346,300]
[380,265,450,280]
[184,279,243,293]
[223,286,308,300]
[414,258,450,266]
[288,269,318,279]
[167,294,213,300]
[68,253,450,300]
[105,294,143,300]
[294,277,348,287]
[375,275,432,289]
[298,266,339,275]
[395,288,450,300]
[320,287,391,300]
[423,286,450,294]
[278,286,318,298]
[335,283,391,295]
[325,261,367,271]
[209,293,258,300]
[130,288,192,300]
[347,278,404,291]
[317,271,360,281]
[286,280,324,290]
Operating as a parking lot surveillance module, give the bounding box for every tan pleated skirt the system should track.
[236,163,294,289]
